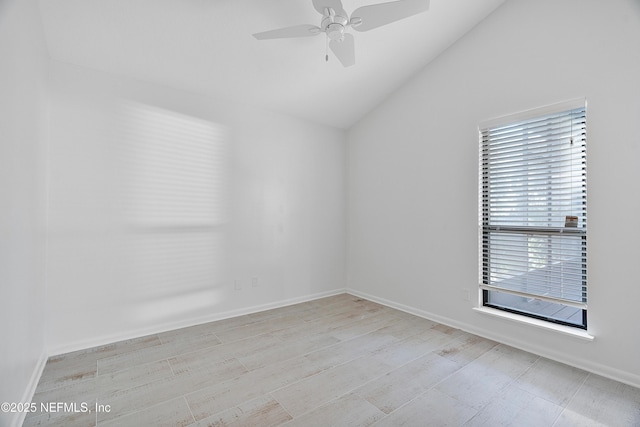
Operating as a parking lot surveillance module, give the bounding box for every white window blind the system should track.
[479,101,587,324]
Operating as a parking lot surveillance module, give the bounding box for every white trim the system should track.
[47,288,346,356]
[346,288,640,390]
[479,97,586,130]
[472,307,593,340]
[10,352,48,427]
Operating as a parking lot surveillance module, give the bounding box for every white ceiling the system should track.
[37,0,506,129]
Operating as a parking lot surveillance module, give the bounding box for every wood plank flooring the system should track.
[23,294,640,426]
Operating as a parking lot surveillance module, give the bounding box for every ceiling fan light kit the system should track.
[252,0,430,67]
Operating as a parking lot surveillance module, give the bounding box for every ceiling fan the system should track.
[252,0,430,67]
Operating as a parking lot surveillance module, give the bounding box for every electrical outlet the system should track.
[251,277,259,287]
[461,288,470,302]
[234,280,242,291]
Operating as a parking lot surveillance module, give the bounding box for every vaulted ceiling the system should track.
[38,0,506,129]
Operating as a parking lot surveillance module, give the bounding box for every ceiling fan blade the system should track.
[312,0,347,17]
[330,33,355,67]
[351,0,429,32]
[253,24,322,40]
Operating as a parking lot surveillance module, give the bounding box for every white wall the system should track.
[347,0,640,387]
[0,0,49,425]
[45,61,346,353]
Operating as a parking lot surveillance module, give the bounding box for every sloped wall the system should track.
[347,0,640,387]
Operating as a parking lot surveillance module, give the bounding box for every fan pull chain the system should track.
[325,36,329,62]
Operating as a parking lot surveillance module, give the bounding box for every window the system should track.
[479,100,587,329]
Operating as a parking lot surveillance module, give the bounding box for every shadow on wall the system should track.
[116,102,230,323]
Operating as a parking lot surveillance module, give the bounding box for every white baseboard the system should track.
[47,288,347,357]
[346,288,640,390]
[10,352,48,427]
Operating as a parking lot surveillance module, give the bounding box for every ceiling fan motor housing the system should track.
[321,11,348,42]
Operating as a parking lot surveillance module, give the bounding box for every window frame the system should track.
[478,99,587,330]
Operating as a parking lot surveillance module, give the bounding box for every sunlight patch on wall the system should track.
[134,288,223,323]
[117,102,230,323]
[120,102,229,226]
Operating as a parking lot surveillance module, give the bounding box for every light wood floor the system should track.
[24,294,640,426]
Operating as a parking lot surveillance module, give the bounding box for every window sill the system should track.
[473,307,594,341]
